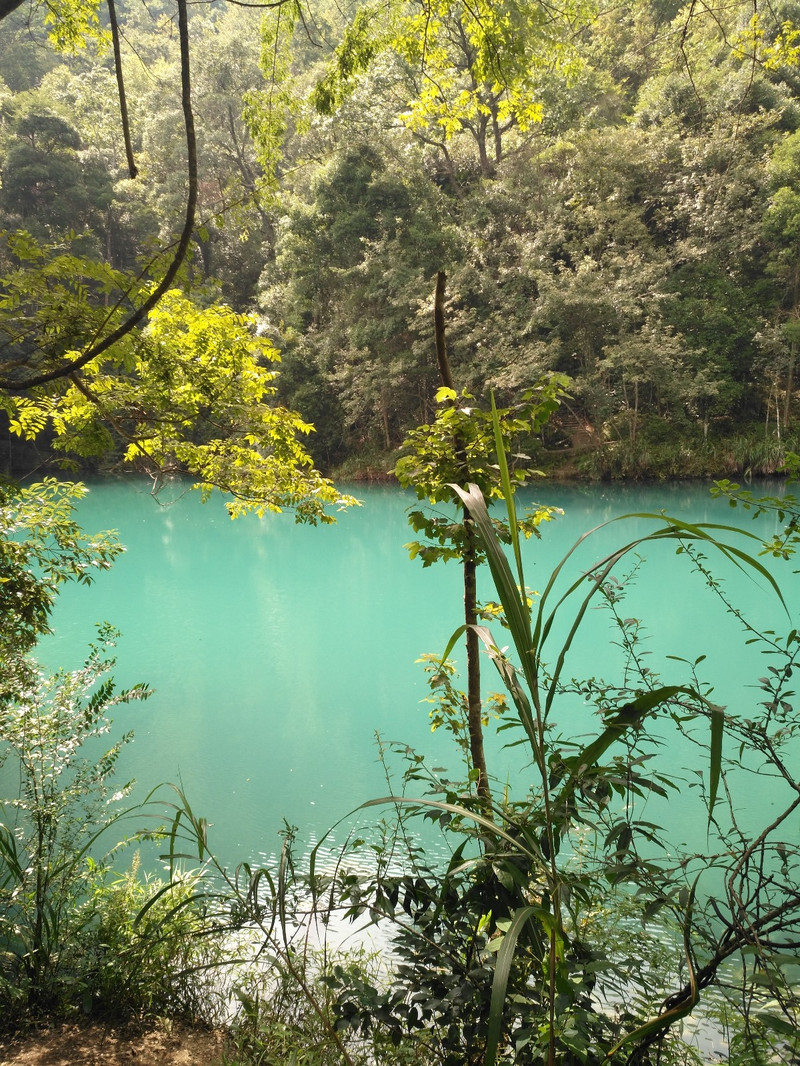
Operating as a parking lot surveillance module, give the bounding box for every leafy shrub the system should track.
[0,625,151,1024]
[83,856,224,1023]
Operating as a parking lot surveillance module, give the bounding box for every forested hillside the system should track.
[1,0,799,478]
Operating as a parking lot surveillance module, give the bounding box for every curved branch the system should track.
[0,0,198,392]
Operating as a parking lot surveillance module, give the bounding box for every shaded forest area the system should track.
[1,0,800,480]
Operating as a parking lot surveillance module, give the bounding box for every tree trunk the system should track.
[464,527,490,801]
[784,338,796,431]
[107,0,138,179]
[434,272,492,804]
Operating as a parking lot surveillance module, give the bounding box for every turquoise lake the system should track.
[36,478,799,873]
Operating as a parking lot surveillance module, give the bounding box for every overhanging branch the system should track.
[0,0,198,392]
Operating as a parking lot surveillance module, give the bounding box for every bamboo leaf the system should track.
[708,703,724,822]
[358,796,541,861]
[451,483,534,689]
[472,623,539,758]
[575,686,689,768]
[490,393,524,589]
[486,905,548,1066]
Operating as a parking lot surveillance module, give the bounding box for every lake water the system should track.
[35,477,799,874]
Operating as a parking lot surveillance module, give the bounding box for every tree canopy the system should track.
[1,0,800,482]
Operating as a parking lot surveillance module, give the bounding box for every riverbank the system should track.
[329,425,800,484]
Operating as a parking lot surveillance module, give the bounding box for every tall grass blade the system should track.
[490,393,524,589]
[485,904,550,1066]
[552,686,696,813]
[359,796,541,861]
[451,483,534,691]
[473,623,539,757]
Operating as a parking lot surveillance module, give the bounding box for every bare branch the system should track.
[0,0,28,21]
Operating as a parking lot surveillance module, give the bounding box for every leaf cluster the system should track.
[0,478,120,657]
[394,378,567,565]
[0,251,357,520]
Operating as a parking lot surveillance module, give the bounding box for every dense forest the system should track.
[2,0,800,481]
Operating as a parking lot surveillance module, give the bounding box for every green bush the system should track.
[0,481,220,1032]
[0,626,150,1024]
[84,856,224,1023]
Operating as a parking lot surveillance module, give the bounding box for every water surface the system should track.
[38,478,797,870]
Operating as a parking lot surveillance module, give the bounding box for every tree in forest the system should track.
[394,274,567,801]
[260,144,460,454]
[4,0,800,484]
[0,107,113,248]
[309,0,594,181]
[759,127,800,433]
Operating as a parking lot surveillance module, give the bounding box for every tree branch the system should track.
[0,0,198,392]
[0,0,27,22]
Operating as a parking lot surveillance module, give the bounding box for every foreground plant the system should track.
[0,624,152,1016]
[311,409,800,1065]
[394,274,566,803]
[448,454,798,1064]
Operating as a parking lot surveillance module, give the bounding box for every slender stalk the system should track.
[464,531,490,801]
[107,0,138,179]
[433,271,491,804]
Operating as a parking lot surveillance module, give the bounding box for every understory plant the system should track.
[393,273,567,805]
[309,413,800,1065]
[0,624,151,1017]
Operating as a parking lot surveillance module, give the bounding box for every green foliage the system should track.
[394,380,567,565]
[0,481,234,1033]
[7,2,800,1059]
[242,0,304,190]
[395,377,568,804]
[6,0,800,472]
[225,946,420,1066]
[0,108,112,242]
[85,856,223,1022]
[0,478,121,656]
[418,652,508,769]
[0,230,134,383]
[0,239,356,520]
[311,6,388,117]
[41,0,106,54]
[310,0,595,176]
[0,623,151,1020]
[261,144,460,453]
[316,414,800,1065]
[65,289,355,521]
[711,451,800,559]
